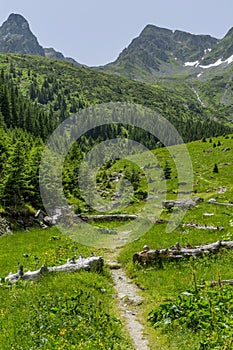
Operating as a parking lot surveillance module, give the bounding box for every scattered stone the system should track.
[222,147,231,152]
[107,261,122,270]
[154,218,169,224]
[123,296,143,305]
[0,217,12,236]
[162,197,203,209]
[208,198,217,203]
[203,213,215,217]
[218,187,227,194]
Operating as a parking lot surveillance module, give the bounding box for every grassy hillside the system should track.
[1,134,233,348]
[0,53,232,144]
[1,52,233,349]
[114,134,233,349]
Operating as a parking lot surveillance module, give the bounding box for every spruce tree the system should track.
[163,161,172,179]
[213,163,219,173]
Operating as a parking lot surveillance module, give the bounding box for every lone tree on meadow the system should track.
[213,163,219,173]
[163,161,172,179]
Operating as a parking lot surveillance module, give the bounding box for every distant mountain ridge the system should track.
[0,13,233,80]
[102,24,233,81]
[0,13,80,65]
[0,13,233,109]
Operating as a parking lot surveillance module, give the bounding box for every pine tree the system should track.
[213,163,219,173]
[163,161,172,179]
[2,140,29,207]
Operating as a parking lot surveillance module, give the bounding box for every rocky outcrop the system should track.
[0,14,45,56]
[162,197,203,210]
[44,47,80,65]
[0,14,82,65]
[0,216,11,236]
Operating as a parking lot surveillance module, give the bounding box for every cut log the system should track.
[5,256,104,283]
[208,199,233,207]
[79,214,137,222]
[209,279,233,287]
[183,222,224,231]
[133,240,233,264]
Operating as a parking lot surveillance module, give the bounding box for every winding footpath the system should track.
[106,255,150,350]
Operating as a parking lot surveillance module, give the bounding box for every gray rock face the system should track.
[44,47,65,60]
[0,13,45,56]
[104,24,218,80]
[0,216,12,236]
[44,47,80,66]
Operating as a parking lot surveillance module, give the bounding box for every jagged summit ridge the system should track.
[104,24,219,80]
[0,13,81,65]
[0,13,45,56]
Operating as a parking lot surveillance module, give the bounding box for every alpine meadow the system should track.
[1,12,233,350]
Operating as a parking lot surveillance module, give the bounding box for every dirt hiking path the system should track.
[106,254,150,350]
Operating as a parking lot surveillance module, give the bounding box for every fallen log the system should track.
[183,222,224,231]
[79,214,137,222]
[209,279,233,287]
[5,255,104,283]
[208,198,233,207]
[133,240,233,264]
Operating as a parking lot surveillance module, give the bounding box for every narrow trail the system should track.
[106,254,151,350]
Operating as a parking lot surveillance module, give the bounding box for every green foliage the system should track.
[0,228,133,349]
[0,274,132,349]
[148,283,233,349]
[163,160,172,179]
[0,53,231,146]
[0,128,43,208]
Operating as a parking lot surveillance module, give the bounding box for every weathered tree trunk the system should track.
[79,214,137,222]
[182,222,224,231]
[5,256,104,283]
[133,240,233,264]
[209,279,233,287]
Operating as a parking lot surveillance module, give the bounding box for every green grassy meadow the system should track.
[1,134,233,349]
[0,228,133,350]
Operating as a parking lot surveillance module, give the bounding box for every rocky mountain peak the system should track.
[0,13,45,56]
[7,13,29,27]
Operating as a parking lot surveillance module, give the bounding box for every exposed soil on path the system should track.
[106,255,151,350]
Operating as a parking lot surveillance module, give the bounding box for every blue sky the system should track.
[1,0,233,66]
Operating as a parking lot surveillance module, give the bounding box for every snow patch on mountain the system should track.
[184,60,199,67]
[200,58,223,69]
[200,54,233,69]
[226,54,233,64]
[204,48,212,55]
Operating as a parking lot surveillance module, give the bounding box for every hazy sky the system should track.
[1,0,233,66]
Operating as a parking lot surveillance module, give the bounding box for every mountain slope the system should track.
[44,47,81,66]
[0,13,80,65]
[201,27,233,65]
[0,53,231,143]
[0,13,45,56]
[101,25,218,81]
